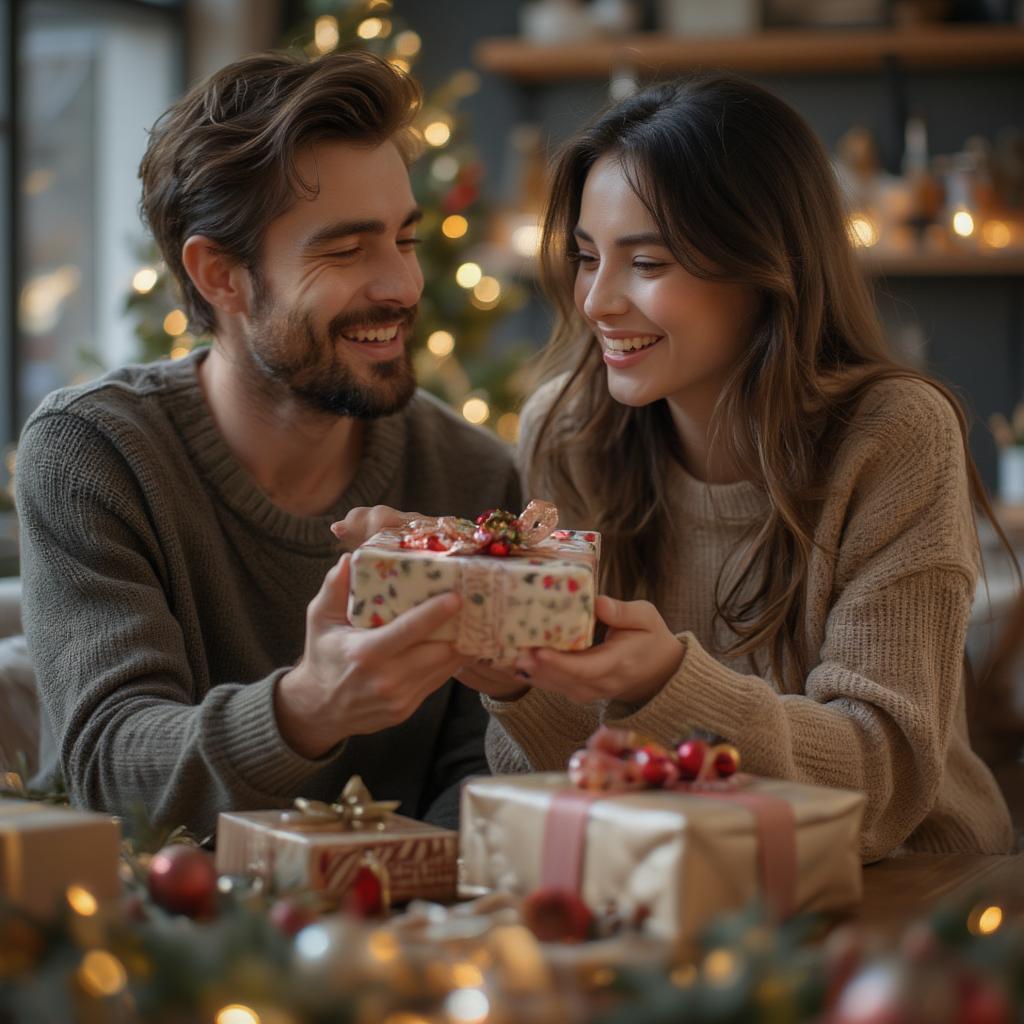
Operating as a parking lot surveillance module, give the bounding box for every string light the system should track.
[952,209,975,237]
[77,950,127,998]
[215,1006,260,1024]
[472,276,501,304]
[703,948,741,987]
[455,262,482,288]
[511,224,542,258]
[442,215,469,239]
[449,70,481,97]
[671,963,698,988]
[424,121,451,148]
[968,904,1003,936]
[451,962,485,988]
[66,885,98,916]
[427,330,455,357]
[132,267,158,294]
[981,220,1011,248]
[432,155,459,182]
[163,309,188,336]
[314,15,339,53]
[357,17,389,40]
[170,336,194,360]
[393,30,421,57]
[444,988,490,1024]
[496,412,519,442]
[367,929,400,963]
[848,215,879,248]
[462,397,490,424]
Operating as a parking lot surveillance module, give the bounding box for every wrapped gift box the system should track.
[216,809,458,905]
[0,800,122,917]
[348,519,600,664]
[460,772,865,947]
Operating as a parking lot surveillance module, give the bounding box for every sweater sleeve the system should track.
[17,411,346,837]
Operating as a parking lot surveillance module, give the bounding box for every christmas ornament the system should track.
[281,775,400,832]
[269,897,317,936]
[147,844,218,918]
[399,499,559,557]
[521,887,594,943]
[343,854,391,918]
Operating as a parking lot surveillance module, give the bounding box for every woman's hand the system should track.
[330,505,421,549]
[456,661,531,702]
[513,596,685,706]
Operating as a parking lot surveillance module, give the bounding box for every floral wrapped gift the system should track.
[0,799,122,917]
[215,777,458,908]
[348,500,600,664]
[459,728,866,948]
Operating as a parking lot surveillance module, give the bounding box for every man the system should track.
[16,50,520,838]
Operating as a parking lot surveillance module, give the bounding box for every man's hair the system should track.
[139,50,421,335]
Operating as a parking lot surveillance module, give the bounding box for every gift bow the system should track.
[285,776,400,831]
[399,499,560,557]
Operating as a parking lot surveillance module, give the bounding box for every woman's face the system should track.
[573,154,759,416]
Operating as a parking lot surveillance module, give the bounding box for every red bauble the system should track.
[634,744,671,786]
[269,898,317,937]
[712,744,740,778]
[522,888,594,943]
[676,739,708,780]
[147,845,218,918]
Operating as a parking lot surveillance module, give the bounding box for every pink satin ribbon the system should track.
[540,777,797,920]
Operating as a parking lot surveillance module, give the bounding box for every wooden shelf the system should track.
[475,26,1024,80]
[859,250,1024,276]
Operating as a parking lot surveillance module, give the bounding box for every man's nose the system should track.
[365,250,423,309]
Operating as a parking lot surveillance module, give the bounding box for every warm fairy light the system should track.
[215,1006,260,1024]
[432,155,459,182]
[590,967,616,986]
[170,345,192,360]
[393,30,421,57]
[427,330,455,357]
[314,15,339,53]
[357,17,385,39]
[367,928,400,963]
[849,214,879,248]
[968,904,1004,935]
[952,208,975,238]
[472,276,501,304]
[455,262,482,288]
[442,215,469,239]
[982,220,1011,249]
[132,267,158,294]
[77,950,127,997]
[451,962,485,988]
[424,121,452,148]
[703,948,740,986]
[66,885,98,916]
[671,963,698,987]
[511,223,542,258]
[449,70,481,97]
[444,988,490,1024]
[163,309,188,336]
[496,412,519,442]
[462,397,490,425]
[388,58,411,74]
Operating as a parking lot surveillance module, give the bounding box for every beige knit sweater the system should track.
[485,375,1014,861]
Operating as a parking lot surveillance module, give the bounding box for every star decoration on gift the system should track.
[288,776,400,831]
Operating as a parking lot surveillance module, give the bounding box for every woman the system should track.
[462,73,1015,860]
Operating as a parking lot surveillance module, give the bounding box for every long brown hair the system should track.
[528,73,1012,691]
[139,50,420,335]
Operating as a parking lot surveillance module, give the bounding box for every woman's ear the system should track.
[181,235,253,320]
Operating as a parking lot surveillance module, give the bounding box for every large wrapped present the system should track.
[216,777,458,907]
[0,799,122,917]
[459,730,865,948]
[348,501,600,664]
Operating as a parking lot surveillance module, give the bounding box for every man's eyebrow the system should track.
[303,207,422,250]
[573,226,666,247]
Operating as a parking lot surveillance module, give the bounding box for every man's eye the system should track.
[327,249,360,259]
[399,237,423,248]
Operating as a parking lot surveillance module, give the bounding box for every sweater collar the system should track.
[665,455,769,524]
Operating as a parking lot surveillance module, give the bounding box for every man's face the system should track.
[246,139,424,418]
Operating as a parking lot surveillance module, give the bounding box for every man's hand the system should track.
[510,596,685,706]
[330,505,419,549]
[275,553,465,758]
[455,661,530,702]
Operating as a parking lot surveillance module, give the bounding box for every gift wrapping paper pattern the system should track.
[216,810,459,904]
[459,773,865,947]
[348,528,601,663]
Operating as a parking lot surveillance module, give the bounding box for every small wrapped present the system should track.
[459,729,865,948]
[348,501,600,664]
[215,777,458,907]
[0,799,122,917]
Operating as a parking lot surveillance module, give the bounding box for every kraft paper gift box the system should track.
[459,772,866,948]
[216,785,458,905]
[347,502,600,665]
[0,800,122,918]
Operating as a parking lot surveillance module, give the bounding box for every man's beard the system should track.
[245,286,417,419]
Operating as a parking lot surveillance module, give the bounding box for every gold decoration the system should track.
[281,775,400,831]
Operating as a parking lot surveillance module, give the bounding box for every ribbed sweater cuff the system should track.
[213,670,347,797]
[482,688,593,770]
[604,632,764,746]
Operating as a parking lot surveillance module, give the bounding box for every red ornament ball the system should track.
[522,888,594,943]
[269,898,317,937]
[712,744,740,778]
[147,844,218,918]
[634,744,672,786]
[676,738,708,780]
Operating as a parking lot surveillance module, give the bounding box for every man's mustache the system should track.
[328,305,417,339]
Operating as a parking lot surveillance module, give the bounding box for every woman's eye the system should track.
[633,260,667,272]
[570,252,598,266]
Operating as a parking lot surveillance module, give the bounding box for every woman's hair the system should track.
[139,50,421,334]
[529,72,1009,691]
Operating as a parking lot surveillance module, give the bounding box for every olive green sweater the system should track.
[486,376,1014,861]
[18,349,521,838]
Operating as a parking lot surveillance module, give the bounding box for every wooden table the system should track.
[855,854,1024,936]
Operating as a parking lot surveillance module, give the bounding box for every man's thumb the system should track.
[314,552,353,625]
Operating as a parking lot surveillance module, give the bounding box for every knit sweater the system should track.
[486,375,1014,861]
[17,349,521,839]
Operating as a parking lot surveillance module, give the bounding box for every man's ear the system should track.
[181,235,254,319]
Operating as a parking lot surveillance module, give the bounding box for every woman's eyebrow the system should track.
[573,225,666,247]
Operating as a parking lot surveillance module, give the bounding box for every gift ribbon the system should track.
[540,777,797,921]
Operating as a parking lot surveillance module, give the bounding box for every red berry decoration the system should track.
[676,739,709,780]
[147,844,218,918]
[711,744,740,779]
[522,888,594,943]
[487,541,510,557]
